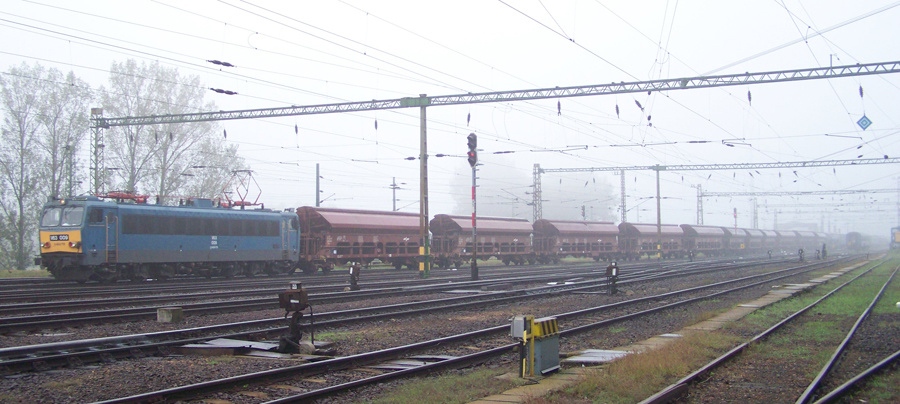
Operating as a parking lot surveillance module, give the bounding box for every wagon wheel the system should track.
[301,263,317,275]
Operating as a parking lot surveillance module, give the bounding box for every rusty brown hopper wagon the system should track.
[532,219,620,263]
[680,224,728,258]
[618,222,685,260]
[295,206,422,274]
[430,214,533,268]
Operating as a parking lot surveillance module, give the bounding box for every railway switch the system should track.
[606,262,619,295]
[511,315,560,377]
[278,281,309,312]
[348,262,361,291]
[277,282,314,354]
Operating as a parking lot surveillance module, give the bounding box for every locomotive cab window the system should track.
[41,206,85,227]
[61,207,84,227]
[88,208,103,224]
[41,207,63,227]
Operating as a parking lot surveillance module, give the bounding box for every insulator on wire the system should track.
[557,100,561,116]
[859,85,864,98]
[748,90,752,105]
[295,124,298,134]
[467,112,471,126]
[635,100,643,111]
[374,119,378,130]
[224,129,227,139]
[615,104,620,118]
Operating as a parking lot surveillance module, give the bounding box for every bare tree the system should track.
[35,69,92,198]
[182,137,247,201]
[0,63,45,269]
[99,60,159,194]
[100,59,242,204]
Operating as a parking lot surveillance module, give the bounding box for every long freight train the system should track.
[37,197,845,282]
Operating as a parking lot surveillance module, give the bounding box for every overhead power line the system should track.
[702,189,896,198]
[89,60,900,275]
[533,157,900,222]
[540,157,900,174]
[92,60,900,128]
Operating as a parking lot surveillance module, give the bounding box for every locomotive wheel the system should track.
[246,262,263,277]
[94,269,119,284]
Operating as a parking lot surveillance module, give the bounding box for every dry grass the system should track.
[0,269,50,278]
[529,331,741,404]
[369,366,526,404]
[41,377,85,391]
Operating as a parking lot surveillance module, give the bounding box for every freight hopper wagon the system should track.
[532,219,619,263]
[430,214,533,268]
[618,222,685,260]
[739,228,767,256]
[680,224,727,258]
[295,207,422,274]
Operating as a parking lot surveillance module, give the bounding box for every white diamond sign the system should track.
[857,115,872,130]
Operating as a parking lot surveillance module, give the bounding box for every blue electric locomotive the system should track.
[37,196,300,282]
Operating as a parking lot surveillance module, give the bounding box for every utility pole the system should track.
[419,95,430,278]
[90,108,104,195]
[532,164,543,222]
[691,184,703,225]
[653,165,664,260]
[619,170,626,223]
[390,177,400,211]
[65,144,74,197]
[733,208,738,233]
[315,163,320,207]
[753,198,759,229]
[468,133,479,281]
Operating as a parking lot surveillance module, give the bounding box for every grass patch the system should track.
[368,366,526,404]
[316,328,392,345]
[205,356,236,365]
[606,326,626,334]
[42,377,85,391]
[530,331,742,404]
[0,269,50,278]
[849,368,900,404]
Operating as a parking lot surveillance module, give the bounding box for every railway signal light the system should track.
[467,133,478,167]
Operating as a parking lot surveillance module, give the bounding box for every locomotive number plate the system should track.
[49,234,69,241]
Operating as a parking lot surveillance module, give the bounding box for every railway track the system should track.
[0,256,857,403]
[89,257,857,403]
[641,258,896,404]
[0,257,781,335]
[0,257,789,374]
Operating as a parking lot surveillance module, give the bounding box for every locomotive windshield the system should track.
[40,206,85,227]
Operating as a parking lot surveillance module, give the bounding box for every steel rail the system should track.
[639,259,883,404]
[92,258,855,403]
[796,265,899,404]
[257,258,858,403]
[0,259,766,373]
[0,258,724,334]
[811,348,900,404]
